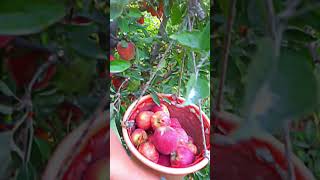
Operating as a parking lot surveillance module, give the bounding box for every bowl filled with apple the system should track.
[122,94,210,177]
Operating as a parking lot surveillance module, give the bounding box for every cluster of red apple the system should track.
[131,104,197,168]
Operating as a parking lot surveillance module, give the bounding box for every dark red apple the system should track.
[131,129,148,147]
[153,126,178,155]
[136,111,154,130]
[83,158,107,180]
[170,118,181,128]
[65,16,92,25]
[175,128,189,144]
[6,51,56,89]
[170,146,195,168]
[151,104,170,116]
[137,16,144,24]
[158,154,171,167]
[116,41,135,61]
[186,143,197,155]
[148,134,155,144]
[138,142,159,163]
[150,111,171,130]
[0,36,13,48]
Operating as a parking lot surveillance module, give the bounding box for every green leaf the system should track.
[34,138,51,161]
[127,8,142,18]
[67,25,107,59]
[53,58,95,94]
[0,104,13,114]
[0,80,15,97]
[118,17,130,33]
[110,0,129,20]
[0,131,12,177]
[233,38,318,139]
[170,2,183,25]
[162,97,172,104]
[170,31,202,50]
[127,80,140,92]
[200,23,210,51]
[0,0,65,35]
[110,60,131,73]
[151,93,161,106]
[184,74,209,105]
[110,103,121,141]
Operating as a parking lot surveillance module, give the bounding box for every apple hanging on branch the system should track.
[116,41,135,61]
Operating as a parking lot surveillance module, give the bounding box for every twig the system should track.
[114,77,130,112]
[215,0,237,112]
[123,42,174,124]
[284,3,320,19]
[284,121,295,180]
[27,54,59,93]
[177,54,186,97]
[278,0,301,19]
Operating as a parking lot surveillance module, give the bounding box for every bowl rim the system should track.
[122,93,210,175]
[42,114,107,180]
[214,111,316,180]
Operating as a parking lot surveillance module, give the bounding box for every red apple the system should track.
[186,143,197,155]
[83,158,107,180]
[6,51,56,89]
[158,154,171,167]
[116,41,135,61]
[137,16,144,24]
[148,134,155,144]
[151,104,170,116]
[170,118,181,128]
[170,146,195,168]
[175,128,189,144]
[65,16,92,25]
[153,126,178,155]
[0,36,13,48]
[150,111,171,130]
[138,142,159,163]
[131,129,148,147]
[136,111,154,130]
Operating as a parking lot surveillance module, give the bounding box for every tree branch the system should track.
[215,0,237,112]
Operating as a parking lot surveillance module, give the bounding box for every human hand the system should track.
[110,129,185,180]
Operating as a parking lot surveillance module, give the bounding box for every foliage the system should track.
[0,0,107,179]
[214,0,320,178]
[110,0,211,179]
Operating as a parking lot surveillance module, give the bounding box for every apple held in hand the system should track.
[174,128,189,144]
[158,154,171,167]
[170,146,195,168]
[151,104,170,116]
[186,143,197,155]
[131,129,148,147]
[138,142,159,163]
[150,111,171,130]
[136,111,154,130]
[116,41,135,61]
[153,126,178,155]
